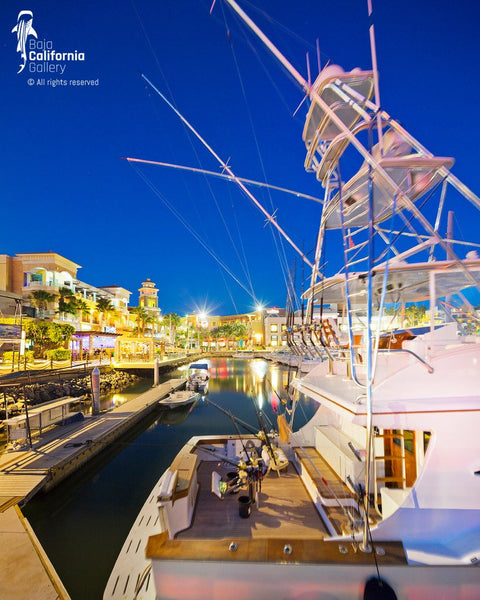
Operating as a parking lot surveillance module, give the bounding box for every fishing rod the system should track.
[197,444,241,468]
[246,390,279,467]
[203,396,255,463]
[229,407,253,464]
[204,397,258,435]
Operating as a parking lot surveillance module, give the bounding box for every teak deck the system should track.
[150,457,407,566]
[176,460,328,541]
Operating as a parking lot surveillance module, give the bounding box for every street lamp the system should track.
[255,304,265,348]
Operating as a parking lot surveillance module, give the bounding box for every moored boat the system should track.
[105,1,480,598]
[232,350,258,358]
[186,361,210,393]
[159,390,200,409]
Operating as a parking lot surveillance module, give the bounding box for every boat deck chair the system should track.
[261,446,289,477]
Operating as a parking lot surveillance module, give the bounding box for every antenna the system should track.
[367,0,383,153]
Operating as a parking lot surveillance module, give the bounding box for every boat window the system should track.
[424,431,431,453]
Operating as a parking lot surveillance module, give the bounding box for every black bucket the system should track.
[238,495,251,518]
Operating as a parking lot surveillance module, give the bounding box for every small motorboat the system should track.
[186,361,210,393]
[159,390,200,409]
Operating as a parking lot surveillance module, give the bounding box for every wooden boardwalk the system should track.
[0,378,185,600]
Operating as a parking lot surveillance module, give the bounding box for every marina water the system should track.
[23,357,316,600]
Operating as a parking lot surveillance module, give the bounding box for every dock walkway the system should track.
[0,377,185,600]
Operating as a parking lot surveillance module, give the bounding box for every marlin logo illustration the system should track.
[12,10,38,74]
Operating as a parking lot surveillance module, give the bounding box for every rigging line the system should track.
[130,163,257,300]
[238,0,336,84]
[131,11,215,257]
[130,0,168,85]
[183,155,256,293]
[219,265,241,314]
[210,2,291,115]
[221,0,301,294]
[241,0,319,51]
[123,158,323,203]
[141,73,313,269]
[228,186,256,302]
[230,10,309,137]
[132,2,247,274]
[243,33,301,119]
[133,153,259,290]
[216,3,302,297]
[223,2,307,98]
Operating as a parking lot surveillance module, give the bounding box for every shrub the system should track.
[45,348,71,361]
[1,350,34,364]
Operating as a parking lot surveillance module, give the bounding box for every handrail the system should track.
[377,348,434,374]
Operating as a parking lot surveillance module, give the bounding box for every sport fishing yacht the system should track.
[105,1,480,598]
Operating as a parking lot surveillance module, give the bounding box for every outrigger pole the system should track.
[141,73,313,270]
[123,157,324,204]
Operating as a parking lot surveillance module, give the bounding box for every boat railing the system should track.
[376,348,434,374]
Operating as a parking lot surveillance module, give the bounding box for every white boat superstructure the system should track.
[293,321,480,565]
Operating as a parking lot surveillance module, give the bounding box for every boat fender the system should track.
[363,577,398,600]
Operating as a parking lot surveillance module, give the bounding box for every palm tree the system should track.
[131,306,148,336]
[232,322,248,348]
[96,297,115,329]
[30,290,57,319]
[144,313,159,336]
[163,313,181,344]
[76,299,91,323]
[57,287,78,317]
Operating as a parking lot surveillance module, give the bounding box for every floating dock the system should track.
[0,378,185,600]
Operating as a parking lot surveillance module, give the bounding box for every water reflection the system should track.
[23,357,315,600]
[157,399,199,426]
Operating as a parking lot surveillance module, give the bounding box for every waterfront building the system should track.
[180,310,263,349]
[0,252,79,317]
[0,252,135,358]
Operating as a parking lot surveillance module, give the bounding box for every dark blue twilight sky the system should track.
[1,1,479,314]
